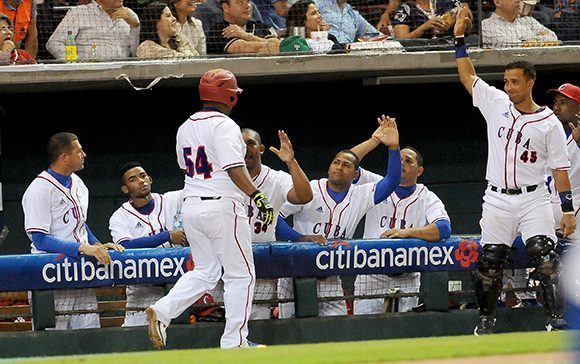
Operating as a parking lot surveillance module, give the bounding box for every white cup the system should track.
[310,31,328,41]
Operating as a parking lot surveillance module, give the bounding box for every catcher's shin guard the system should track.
[526,236,565,320]
[473,244,510,317]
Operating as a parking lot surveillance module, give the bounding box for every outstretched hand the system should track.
[454,6,470,36]
[373,115,399,149]
[269,130,295,164]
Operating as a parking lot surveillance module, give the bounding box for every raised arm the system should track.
[350,127,382,161]
[454,6,477,95]
[269,130,313,204]
[372,115,402,204]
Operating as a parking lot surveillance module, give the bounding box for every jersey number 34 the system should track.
[183,146,213,179]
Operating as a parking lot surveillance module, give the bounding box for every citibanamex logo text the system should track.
[42,257,190,283]
[315,242,456,272]
[454,239,479,268]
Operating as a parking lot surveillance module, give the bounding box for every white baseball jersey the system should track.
[549,135,580,206]
[279,178,378,317]
[355,168,449,238]
[22,171,90,251]
[109,192,180,326]
[243,165,294,320]
[353,168,450,314]
[176,110,247,202]
[245,165,294,243]
[153,108,255,348]
[473,77,570,189]
[281,178,377,239]
[550,135,580,244]
[22,170,99,330]
[109,193,172,247]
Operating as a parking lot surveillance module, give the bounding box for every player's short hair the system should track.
[119,161,143,180]
[241,128,262,145]
[505,61,536,80]
[402,146,424,167]
[336,149,360,169]
[47,132,78,164]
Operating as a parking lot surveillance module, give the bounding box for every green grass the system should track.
[11,331,570,364]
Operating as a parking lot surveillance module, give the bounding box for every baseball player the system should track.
[21,132,123,330]
[146,69,274,349]
[454,8,575,334]
[277,116,402,318]
[242,128,313,320]
[348,139,451,314]
[108,162,188,327]
[547,84,580,244]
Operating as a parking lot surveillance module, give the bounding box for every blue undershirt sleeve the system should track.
[435,220,452,240]
[118,230,171,249]
[373,148,402,204]
[31,232,81,258]
[275,216,302,242]
[85,224,99,245]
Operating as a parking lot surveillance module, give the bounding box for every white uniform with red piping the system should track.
[151,109,255,349]
[473,77,569,247]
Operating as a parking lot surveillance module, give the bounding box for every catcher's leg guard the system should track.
[526,235,566,328]
[473,244,511,318]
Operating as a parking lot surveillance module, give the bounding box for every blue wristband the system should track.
[455,44,468,59]
[559,191,574,212]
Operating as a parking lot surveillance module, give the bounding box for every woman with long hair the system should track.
[286,0,342,51]
[168,0,206,56]
[137,1,197,58]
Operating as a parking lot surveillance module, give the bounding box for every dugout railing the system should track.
[0,236,546,331]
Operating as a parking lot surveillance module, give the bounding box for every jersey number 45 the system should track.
[183,146,213,179]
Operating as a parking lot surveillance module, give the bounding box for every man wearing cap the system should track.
[548,83,580,244]
[481,0,558,47]
[206,0,280,54]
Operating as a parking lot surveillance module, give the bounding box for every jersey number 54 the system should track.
[183,146,213,179]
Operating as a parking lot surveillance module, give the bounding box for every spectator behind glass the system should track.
[287,0,343,49]
[0,0,38,58]
[253,0,289,30]
[392,0,472,39]
[169,0,207,55]
[137,1,197,58]
[195,0,263,33]
[46,0,140,61]
[481,0,558,47]
[313,0,378,43]
[206,0,279,54]
[536,0,578,41]
[0,12,35,64]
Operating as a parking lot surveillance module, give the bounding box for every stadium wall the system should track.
[0,306,547,358]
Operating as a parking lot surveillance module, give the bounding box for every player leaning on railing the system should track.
[453,6,575,335]
[21,132,124,330]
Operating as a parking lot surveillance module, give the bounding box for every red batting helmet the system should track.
[199,69,243,108]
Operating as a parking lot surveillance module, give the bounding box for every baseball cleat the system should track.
[546,315,569,332]
[474,315,496,336]
[246,340,267,348]
[146,307,167,350]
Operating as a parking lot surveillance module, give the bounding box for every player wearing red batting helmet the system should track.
[199,68,243,110]
[147,67,272,349]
